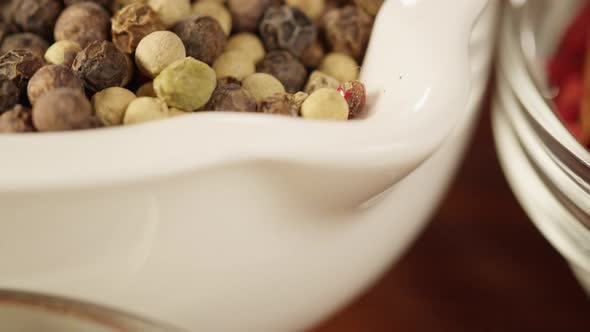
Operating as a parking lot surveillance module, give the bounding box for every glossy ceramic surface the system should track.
[494,0,590,296]
[0,1,498,330]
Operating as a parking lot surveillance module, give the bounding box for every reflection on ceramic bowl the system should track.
[0,290,179,332]
[0,1,499,331]
[494,0,590,295]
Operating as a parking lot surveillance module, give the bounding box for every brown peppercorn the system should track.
[259,92,301,116]
[111,3,165,54]
[0,8,18,45]
[72,41,129,92]
[32,88,93,131]
[353,0,383,16]
[301,39,324,69]
[0,49,45,92]
[256,50,307,93]
[0,104,34,133]
[259,5,317,58]
[227,0,283,33]
[27,65,85,105]
[12,0,63,39]
[0,33,49,58]
[205,77,257,113]
[0,74,19,113]
[54,2,111,48]
[112,0,146,14]
[173,16,227,65]
[64,0,111,8]
[322,5,373,61]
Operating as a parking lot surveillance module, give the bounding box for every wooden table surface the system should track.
[313,95,590,331]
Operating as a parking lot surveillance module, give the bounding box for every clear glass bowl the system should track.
[0,290,180,332]
[493,0,590,294]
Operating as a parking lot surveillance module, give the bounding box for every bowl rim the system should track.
[0,289,182,332]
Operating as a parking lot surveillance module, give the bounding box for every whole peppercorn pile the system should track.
[0,0,382,133]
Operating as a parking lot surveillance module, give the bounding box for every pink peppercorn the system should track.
[338,79,366,118]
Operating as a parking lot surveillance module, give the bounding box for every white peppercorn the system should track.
[213,51,255,80]
[123,96,169,125]
[242,72,285,104]
[301,87,349,120]
[147,0,191,27]
[225,33,265,63]
[44,40,82,68]
[92,87,137,126]
[319,52,359,83]
[135,31,186,78]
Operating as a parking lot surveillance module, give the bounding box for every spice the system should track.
[304,70,340,94]
[0,33,49,58]
[54,2,111,48]
[72,41,129,92]
[44,40,82,68]
[123,96,170,125]
[122,54,134,87]
[147,0,191,28]
[111,3,165,54]
[205,77,257,112]
[257,50,307,93]
[338,79,366,118]
[111,0,146,13]
[135,31,186,78]
[225,32,266,63]
[173,16,226,65]
[322,5,373,61]
[319,52,359,83]
[136,81,156,97]
[301,87,349,120]
[92,87,137,126]
[32,88,94,131]
[12,0,63,39]
[154,57,217,111]
[354,0,383,17]
[259,5,317,58]
[213,51,255,80]
[0,14,18,46]
[191,1,232,36]
[242,72,285,104]
[0,49,45,92]
[259,92,301,116]
[0,104,34,133]
[0,74,19,113]
[227,0,281,33]
[285,0,324,20]
[301,39,325,69]
[64,0,111,8]
[27,65,85,105]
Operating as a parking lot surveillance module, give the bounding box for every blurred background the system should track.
[314,89,590,332]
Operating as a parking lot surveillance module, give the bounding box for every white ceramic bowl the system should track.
[0,290,179,332]
[494,0,590,295]
[0,1,499,331]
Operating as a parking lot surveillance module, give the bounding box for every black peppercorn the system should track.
[173,16,227,65]
[12,0,63,39]
[205,77,257,113]
[0,104,34,133]
[72,40,129,92]
[54,2,111,48]
[0,49,45,92]
[256,50,307,93]
[259,5,316,57]
[0,33,49,58]
[0,73,19,113]
[322,5,373,61]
